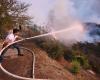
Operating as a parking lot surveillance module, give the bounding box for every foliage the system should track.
[0,0,31,38]
[70,60,81,74]
[31,26,100,74]
[33,34,64,60]
[71,42,100,73]
[40,40,64,59]
[75,56,90,69]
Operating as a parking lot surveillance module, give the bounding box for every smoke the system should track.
[72,0,100,23]
[47,0,100,45]
[47,0,85,45]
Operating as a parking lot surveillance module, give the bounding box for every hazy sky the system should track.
[18,0,54,25]
[18,0,100,25]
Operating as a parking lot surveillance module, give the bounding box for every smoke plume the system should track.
[46,0,100,45]
[47,0,85,45]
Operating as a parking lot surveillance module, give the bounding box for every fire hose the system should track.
[0,27,81,80]
[0,31,59,80]
[0,38,35,80]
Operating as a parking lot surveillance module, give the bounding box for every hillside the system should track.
[0,40,100,80]
[0,23,100,80]
[0,41,74,80]
[0,0,100,79]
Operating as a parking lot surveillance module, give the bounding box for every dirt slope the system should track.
[0,41,99,80]
[0,42,74,80]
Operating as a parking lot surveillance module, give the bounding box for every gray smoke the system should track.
[47,0,100,45]
[72,0,100,23]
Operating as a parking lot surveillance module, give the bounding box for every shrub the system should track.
[39,40,64,59]
[71,49,90,69]
[71,60,81,74]
[76,56,90,69]
[49,44,64,59]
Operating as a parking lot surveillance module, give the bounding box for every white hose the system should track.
[0,33,56,80]
[0,64,34,80]
[0,39,36,80]
[21,47,35,79]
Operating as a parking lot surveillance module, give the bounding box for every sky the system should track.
[18,0,100,26]
[18,0,54,26]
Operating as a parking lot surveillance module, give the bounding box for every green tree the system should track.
[0,0,31,38]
